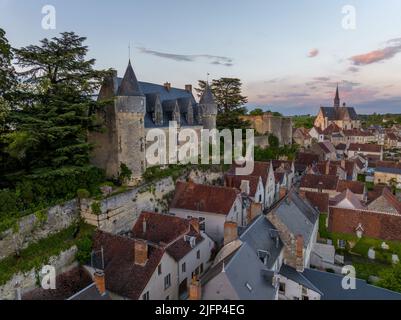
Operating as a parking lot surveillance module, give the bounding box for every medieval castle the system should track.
[89,60,218,181]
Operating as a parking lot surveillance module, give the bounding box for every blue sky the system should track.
[1,0,401,115]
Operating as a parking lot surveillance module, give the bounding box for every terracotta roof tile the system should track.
[224,174,261,197]
[336,180,365,195]
[303,191,329,213]
[171,181,239,215]
[300,174,339,191]
[348,143,382,153]
[92,231,165,300]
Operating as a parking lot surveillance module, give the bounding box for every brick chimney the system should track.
[164,82,171,92]
[185,84,193,93]
[94,271,106,296]
[189,277,201,300]
[325,161,330,175]
[134,239,148,266]
[189,218,200,234]
[295,235,304,272]
[224,221,238,246]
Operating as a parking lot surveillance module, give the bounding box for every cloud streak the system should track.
[350,38,401,66]
[137,47,233,66]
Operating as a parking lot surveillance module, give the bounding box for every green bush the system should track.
[91,202,102,215]
[77,189,90,199]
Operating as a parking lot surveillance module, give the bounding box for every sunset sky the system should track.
[2,0,401,115]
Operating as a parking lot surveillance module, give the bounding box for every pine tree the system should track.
[7,32,110,175]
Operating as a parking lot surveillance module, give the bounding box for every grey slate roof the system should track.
[117,61,144,96]
[240,215,283,269]
[271,191,319,248]
[201,215,282,300]
[200,84,216,105]
[302,268,401,300]
[375,166,401,175]
[67,283,112,301]
[279,265,323,295]
[320,106,358,121]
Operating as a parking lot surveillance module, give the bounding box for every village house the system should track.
[310,141,337,161]
[200,215,284,300]
[385,132,400,149]
[374,161,401,189]
[226,161,276,209]
[308,126,325,143]
[272,160,295,189]
[293,127,312,148]
[169,181,243,245]
[347,143,383,161]
[89,211,214,300]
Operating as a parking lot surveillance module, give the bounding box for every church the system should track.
[314,86,360,131]
[89,60,218,182]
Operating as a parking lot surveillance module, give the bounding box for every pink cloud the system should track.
[350,38,401,65]
[308,48,319,58]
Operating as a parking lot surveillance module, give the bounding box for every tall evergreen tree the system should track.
[196,78,249,131]
[7,32,109,176]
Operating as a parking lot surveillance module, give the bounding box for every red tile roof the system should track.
[93,231,165,300]
[300,174,339,191]
[225,174,261,197]
[331,189,366,209]
[303,191,329,213]
[336,180,365,195]
[171,181,239,215]
[348,143,382,153]
[368,188,401,214]
[296,152,319,167]
[132,212,190,245]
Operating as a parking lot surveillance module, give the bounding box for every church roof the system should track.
[320,106,358,121]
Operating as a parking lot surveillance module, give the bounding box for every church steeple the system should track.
[334,84,340,107]
[117,60,143,96]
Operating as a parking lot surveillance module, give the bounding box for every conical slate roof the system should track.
[117,60,143,96]
[200,84,216,105]
[334,84,340,107]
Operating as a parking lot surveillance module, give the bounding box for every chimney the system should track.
[189,218,200,234]
[296,235,304,272]
[240,180,250,195]
[318,181,323,193]
[189,277,201,300]
[185,84,193,93]
[134,239,148,266]
[164,82,171,92]
[325,161,330,175]
[142,218,147,234]
[224,221,238,246]
[94,271,106,296]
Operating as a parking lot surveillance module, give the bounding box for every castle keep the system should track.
[89,61,217,181]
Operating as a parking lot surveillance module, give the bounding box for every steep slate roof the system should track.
[336,180,365,195]
[117,61,143,96]
[92,231,165,300]
[225,174,261,197]
[303,191,329,213]
[202,215,282,300]
[68,283,112,301]
[320,106,358,121]
[300,174,339,191]
[335,143,347,151]
[271,191,319,248]
[302,268,401,300]
[348,143,382,153]
[239,215,284,269]
[22,267,93,300]
[199,84,216,105]
[279,265,323,295]
[171,181,239,215]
